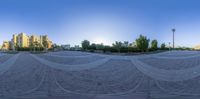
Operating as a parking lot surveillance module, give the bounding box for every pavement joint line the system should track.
[30,54,112,71]
[0,53,20,75]
[131,57,200,81]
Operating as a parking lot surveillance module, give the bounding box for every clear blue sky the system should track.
[0,0,200,47]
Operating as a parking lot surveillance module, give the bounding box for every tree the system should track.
[136,35,150,52]
[96,43,104,50]
[81,40,90,50]
[33,41,39,52]
[43,40,48,52]
[52,44,57,51]
[151,39,158,50]
[89,43,96,50]
[123,41,129,47]
[29,42,34,51]
[112,41,123,52]
[161,43,166,50]
[103,46,111,52]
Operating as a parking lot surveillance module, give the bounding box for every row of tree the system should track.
[14,40,49,51]
[81,35,168,53]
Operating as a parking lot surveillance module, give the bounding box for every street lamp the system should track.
[168,42,171,51]
[172,28,176,50]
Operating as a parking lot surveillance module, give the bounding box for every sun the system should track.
[92,38,105,44]
[93,38,105,44]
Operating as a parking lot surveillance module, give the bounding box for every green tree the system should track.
[103,46,111,52]
[123,41,129,47]
[136,35,150,52]
[29,42,34,51]
[81,40,90,50]
[96,43,104,50]
[151,39,158,50]
[161,43,166,50]
[43,40,48,52]
[33,41,39,52]
[112,41,123,52]
[89,43,96,50]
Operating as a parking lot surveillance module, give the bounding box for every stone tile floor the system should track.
[0,51,200,99]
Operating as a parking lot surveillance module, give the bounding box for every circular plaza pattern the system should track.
[0,51,200,99]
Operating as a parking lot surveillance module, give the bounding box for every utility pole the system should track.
[172,28,176,50]
[168,42,171,51]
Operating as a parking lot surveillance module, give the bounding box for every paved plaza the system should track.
[0,51,200,99]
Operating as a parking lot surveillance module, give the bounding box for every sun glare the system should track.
[92,37,106,44]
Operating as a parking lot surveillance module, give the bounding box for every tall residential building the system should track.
[16,33,30,48]
[2,32,53,50]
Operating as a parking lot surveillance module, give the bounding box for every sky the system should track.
[0,0,200,47]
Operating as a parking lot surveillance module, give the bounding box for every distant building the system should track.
[129,42,136,47]
[194,45,200,50]
[69,45,81,51]
[61,44,70,50]
[1,41,10,50]
[2,32,53,50]
[74,45,81,51]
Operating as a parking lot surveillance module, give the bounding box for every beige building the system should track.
[15,33,30,48]
[2,32,53,50]
[1,41,10,50]
[29,34,53,48]
[194,45,200,50]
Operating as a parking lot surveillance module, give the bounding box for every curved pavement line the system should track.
[155,80,200,96]
[30,54,111,71]
[139,51,200,59]
[150,54,200,59]
[8,69,46,97]
[46,51,136,60]
[45,53,94,58]
[0,53,7,57]
[53,71,145,96]
[19,68,46,95]
[131,57,200,82]
[46,53,131,60]
[0,53,20,75]
[65,51,133,60]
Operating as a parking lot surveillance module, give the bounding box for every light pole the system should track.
[168,42,171,51]
[172,28,176,50]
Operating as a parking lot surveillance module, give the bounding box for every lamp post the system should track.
[168,42,171,51]
[172,28,176,50]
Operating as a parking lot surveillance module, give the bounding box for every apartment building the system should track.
[2,32,53,50]
[1,41,10,50]
[16,33,30,48]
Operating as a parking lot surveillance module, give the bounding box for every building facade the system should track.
[194,45,200,50]
[2,33,53,50]
[61,44,70,50]
[1,41,10,50]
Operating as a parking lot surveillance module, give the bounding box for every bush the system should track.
[128,47,141,52]
[161,43,166,50]
[110,47,118,52]
[120,47,129,53]
[103,46,111,53]
[17,47,30,51]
